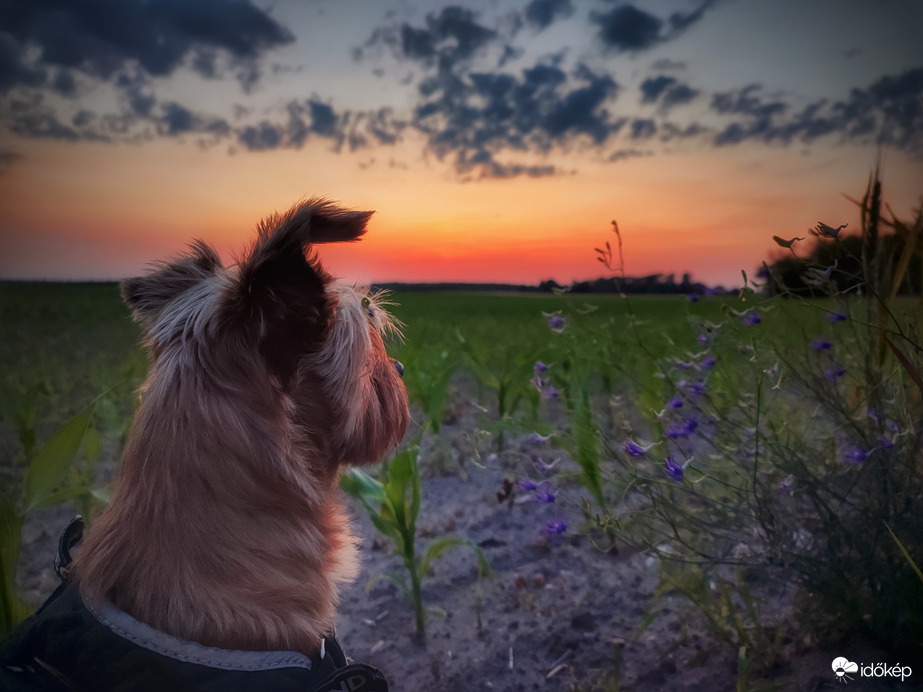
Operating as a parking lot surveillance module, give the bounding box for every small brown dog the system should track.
[73,199,409,659]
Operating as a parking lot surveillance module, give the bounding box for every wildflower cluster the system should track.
[518,434,568,536]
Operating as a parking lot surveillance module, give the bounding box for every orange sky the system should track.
[0,1,920,288]
[0,135,917,288]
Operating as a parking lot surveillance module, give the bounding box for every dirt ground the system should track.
[15,389,920,691]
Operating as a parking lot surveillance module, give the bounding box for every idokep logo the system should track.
[832,658,858,683]
[832,657,913,684]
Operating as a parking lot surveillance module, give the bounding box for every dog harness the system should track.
[0,518,389,692]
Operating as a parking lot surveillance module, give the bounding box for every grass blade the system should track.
[885,521,923,585]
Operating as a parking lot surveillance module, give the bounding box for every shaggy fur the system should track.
[73,199,409,658]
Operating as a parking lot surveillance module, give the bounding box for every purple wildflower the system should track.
[666,395,684,409]
[697,333,709,344]
[534,488,556,504]
[686,381,707,396]
[664,456,684,481]
[526,432,552,445]
[827,312,847,323]
[811,338,833,351]
[777,474,794,491]
[666,418,698,439]
[743,310,762,326]
[530,373,547,392]
[534,361,549,372]
[546,520,567,534]
[700,355,717,368]
[879,436,895,449]
[546,312,565,333]
[825,366,846,380]
[519,478,537,492]
[843,446,871,464]
[542,385,559,399]
[624,440,646,457]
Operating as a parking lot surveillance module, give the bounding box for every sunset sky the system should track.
[0,0,921,288]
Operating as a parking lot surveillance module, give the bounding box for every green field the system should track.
[2,280,921,670]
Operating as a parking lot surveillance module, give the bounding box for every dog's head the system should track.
[121,198,409,474]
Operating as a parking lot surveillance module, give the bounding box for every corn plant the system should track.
[398,342,458,434]
[1,391,113,635]
[340,445,489,636]
[456,328,542,451]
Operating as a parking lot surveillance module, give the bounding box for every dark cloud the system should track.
[630,118,657,139]
[640,75,675,103]
[357,7,626,177]
[413,59,623,176]
[234,99,407,154]
[157,102,229,137]
[0,0,295,151]
[238,121,282,151]
[524,0,575,31]
[710,68,923,152]
[661,83,698,109]
[456,148,556,179]
[0,0,293,91]
[641,75,700,109]
[592,1,716,52]
[592,5,662,51]
[387,6,496,66]
[608,148,651,162]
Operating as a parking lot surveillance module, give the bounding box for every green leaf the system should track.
[418,536,466,578]
[419,537,490,580]
[340,468,386,506]
[0,494,29,635]
[384,449,419,532]
[82,420,101,467]
[24,401,97,512]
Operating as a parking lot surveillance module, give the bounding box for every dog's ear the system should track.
[121,240,222,328]
[230,199,373,387]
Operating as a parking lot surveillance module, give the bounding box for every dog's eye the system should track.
[361,296,374,319]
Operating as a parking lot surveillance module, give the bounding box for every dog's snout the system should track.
[392,359,404,378]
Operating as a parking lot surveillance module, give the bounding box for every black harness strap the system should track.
[1,518,389,692]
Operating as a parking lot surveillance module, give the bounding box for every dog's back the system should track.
[70,199,409,657]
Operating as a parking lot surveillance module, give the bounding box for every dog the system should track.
[1,199,409,691]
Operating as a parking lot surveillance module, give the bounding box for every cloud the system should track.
[630,118,657,139]
[0,0,293,92]
[709,67,923,152]
[157,102,229,137]
[592,1,716,52]
[382,6,497,66]
[592,5,663,51]
[523,0,575,31]
[641,75,700,110]
[456,149,557,179]
[0,0,296,151]
[608,148,651,162]
[234,100,407,154]
[412,59,624,176]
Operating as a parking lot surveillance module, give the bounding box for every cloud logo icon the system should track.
[832,657,859,682]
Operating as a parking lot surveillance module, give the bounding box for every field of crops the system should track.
[2,280,921,690]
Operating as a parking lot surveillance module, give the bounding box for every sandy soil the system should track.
[15,389,919,691]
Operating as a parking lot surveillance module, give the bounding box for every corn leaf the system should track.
[24,402,97,512]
